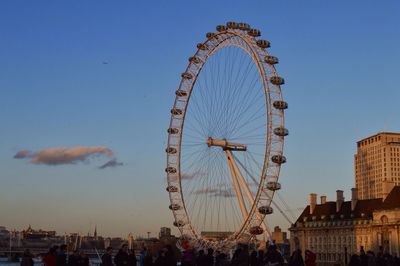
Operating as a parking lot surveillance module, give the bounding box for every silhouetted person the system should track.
[102,247,114,266]
[304,250,316,266]
[165,245,177,266]
[250,251,258,266]
[231,246,242,266]
[206,248,214,266]
[359,248,368,266]
[115,244,130,266]
[349,254,361,266]
[257,250,264,266]
[216,253,228,266]
[288,237,304,266]
[68,250,80,266]
[366,251,376,266]
[144,250,153,266]
[21,249,34,266]
[265,245,284,266]
[375,246,386,266]
[196,250,208,266]
[155,249,167,266]
[78,252,89,266]
[181,248,195,266]
[128,249,137,266]
[56,245,68,266]
[237,244,250,266]
[43,247,57,266]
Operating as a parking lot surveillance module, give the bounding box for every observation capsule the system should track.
[273,101,288,110]
[169,204,181,211]
[166,185,178,192]
[274,127,289,137]
[181,73,193,80]
[165,147,177,154]
[271,155,287,164]
[238,23,250,31]
[248,28,261,37]
[167,128,179,134]
[197,43,208,50]
[206,32,216,39]
[175,90,188,97]
[266,181,281,191]
[258,206,274,215]
[216,25,227,32]
[264,56,279,65]
[226,21,238,29]
[256,40,270,49]
[165,167,177,174]
[270,76,285,85]
[173,220,185,227]
[189,56,201,64]
[171,108,183,116]
[249,226,264,235]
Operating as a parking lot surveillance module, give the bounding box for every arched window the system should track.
[381,215,388,224]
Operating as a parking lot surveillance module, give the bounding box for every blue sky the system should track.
[1,0,399,237]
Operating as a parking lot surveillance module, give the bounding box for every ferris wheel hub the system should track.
[207,137,247,151]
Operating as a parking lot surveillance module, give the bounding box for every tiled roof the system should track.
[295,186,400,223]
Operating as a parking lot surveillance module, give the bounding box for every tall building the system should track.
[354,132,400,199]
[159,227,171,239]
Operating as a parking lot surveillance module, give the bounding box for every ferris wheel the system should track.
[165,22,288,250]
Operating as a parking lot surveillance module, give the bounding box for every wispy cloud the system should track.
[181,171,205,180]
[194,187,235,198]
[13,150,33,159]
[99,158,123,169]
[14,146,114,166]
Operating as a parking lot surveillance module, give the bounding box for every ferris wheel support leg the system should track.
[225,150,272,239]
[225,151,248,220]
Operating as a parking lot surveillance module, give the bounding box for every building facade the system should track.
[355,132,400,199]
[289,187,400,265]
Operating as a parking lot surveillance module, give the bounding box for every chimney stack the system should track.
[310,193,317,214]
[382,181,395,201]
[336,190,344,212]
[351,188,358,211]
[320,195,327,205]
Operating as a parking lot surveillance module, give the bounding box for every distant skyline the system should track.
[1,0,400,237]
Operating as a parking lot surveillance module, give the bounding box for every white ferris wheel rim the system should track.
[165,22,287,250]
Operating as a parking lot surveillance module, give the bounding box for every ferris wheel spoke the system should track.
[226,65,262,132]
[230,60,262,131]
[231,110,266,138]
[228,88,265,136]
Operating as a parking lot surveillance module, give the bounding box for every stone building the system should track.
[289,187,400,265]
[355,132,400,199]
[271,226,288,245]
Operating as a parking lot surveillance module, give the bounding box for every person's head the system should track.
[106,247,113,254]
[207,248,214,256]
[162,247,168,256]
[73,249,79,255]
[24,249,31,257]
[60,245,67,252]
[199,250,204,256]
[48,247,55,255]
[121,244,128,252]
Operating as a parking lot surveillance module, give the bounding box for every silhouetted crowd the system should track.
[347,246,400,266]
[19,242,400,266]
